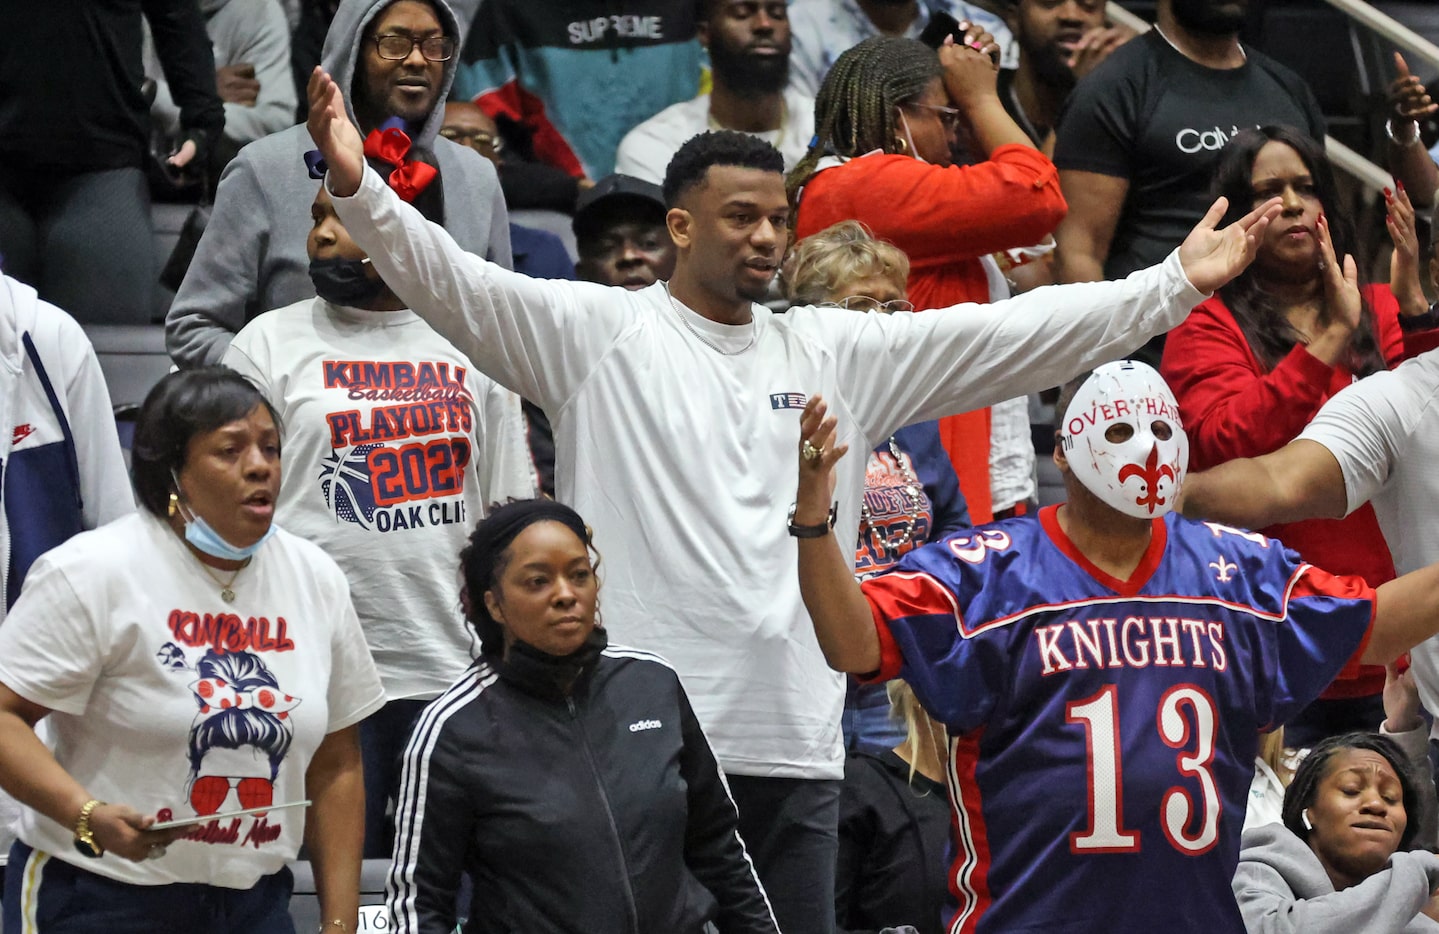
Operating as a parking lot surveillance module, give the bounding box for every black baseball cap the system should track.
[573,174,667,242]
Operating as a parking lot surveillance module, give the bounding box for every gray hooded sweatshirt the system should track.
[1233,822,1439,934]
[165,0,511,368]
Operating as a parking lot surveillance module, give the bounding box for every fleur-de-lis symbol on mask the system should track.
[1117,445,1176,514]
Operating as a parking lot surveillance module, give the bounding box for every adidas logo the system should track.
[628,719,662,733]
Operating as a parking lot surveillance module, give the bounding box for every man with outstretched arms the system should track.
[307,63,1277,934]
[793,361,1439,934]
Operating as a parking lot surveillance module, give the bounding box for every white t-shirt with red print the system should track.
[0,512,385,888]
[224,299,538,701]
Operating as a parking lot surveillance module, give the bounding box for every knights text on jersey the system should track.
[859,505,1375,934]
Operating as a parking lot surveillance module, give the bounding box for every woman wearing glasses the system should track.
[782,220,969,752]
[0,368,384,934]
[786,33,1066,526]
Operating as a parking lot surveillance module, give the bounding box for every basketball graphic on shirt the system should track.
[319,445,381,529]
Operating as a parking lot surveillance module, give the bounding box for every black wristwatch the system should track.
[1398,304,1439,332]
[788,502,837,538]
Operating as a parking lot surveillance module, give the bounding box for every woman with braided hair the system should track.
[788,33,1066,524]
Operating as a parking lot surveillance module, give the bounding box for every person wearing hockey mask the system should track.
[1057,358,1188,521]
[790,360,1439,934]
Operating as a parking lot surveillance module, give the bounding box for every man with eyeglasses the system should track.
[441,100,575,283]
[166,0,513,369]
[440,99,594,218]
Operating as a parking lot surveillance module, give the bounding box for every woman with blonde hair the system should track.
[783,220,915,313]
[835,679,950,934]
[783,220,969,752]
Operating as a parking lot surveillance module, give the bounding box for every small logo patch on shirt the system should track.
[628,719,662,732]
[12,424,34,445]
[769,392,808,410]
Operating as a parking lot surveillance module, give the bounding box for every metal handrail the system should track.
[1103,0,1439,75]
[1102,2,1397,191]
[1320,0,1439,74]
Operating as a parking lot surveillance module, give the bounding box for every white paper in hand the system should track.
[150,800,311,830]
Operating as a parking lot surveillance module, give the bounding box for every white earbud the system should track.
[1301,809,1313,831]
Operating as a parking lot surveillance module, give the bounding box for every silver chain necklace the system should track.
[1153,24,1246,64]
[664,283,757,356]
[860,437,925,556]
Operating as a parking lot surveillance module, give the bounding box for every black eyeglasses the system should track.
[905,101,962,132]
[373,34,455,62]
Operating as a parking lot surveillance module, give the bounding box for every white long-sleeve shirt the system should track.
[332,166,1207,778]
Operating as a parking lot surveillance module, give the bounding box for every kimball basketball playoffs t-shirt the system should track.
[225,299,538,701]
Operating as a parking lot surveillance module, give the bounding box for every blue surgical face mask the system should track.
[171,472,275,561]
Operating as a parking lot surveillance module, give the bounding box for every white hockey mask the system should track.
[1059,361,1189,519]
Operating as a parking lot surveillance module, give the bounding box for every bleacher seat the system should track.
[85,323,172,458]
[151,202,194,321]
[86,324,172,411]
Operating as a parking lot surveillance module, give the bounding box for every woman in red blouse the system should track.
[1162,124,1439,745]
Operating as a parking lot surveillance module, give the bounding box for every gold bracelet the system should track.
[72,798,106,858]
[317,922,349,934]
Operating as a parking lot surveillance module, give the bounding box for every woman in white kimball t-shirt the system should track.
[0,367,385,934]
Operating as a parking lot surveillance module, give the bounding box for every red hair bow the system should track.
[363,127,437,203]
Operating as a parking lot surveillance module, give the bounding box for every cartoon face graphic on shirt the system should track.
[189,745,276,816]
[184,648,299,819]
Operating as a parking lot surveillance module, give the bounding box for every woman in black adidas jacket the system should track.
[385,499,779,934]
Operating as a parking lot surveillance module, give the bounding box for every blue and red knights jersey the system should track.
[859,505,1376,934]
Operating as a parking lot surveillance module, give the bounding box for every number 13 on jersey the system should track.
[1065,684,1221,855]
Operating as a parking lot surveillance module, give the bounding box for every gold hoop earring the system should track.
[894,136,908,153]
[168,492,180,518]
